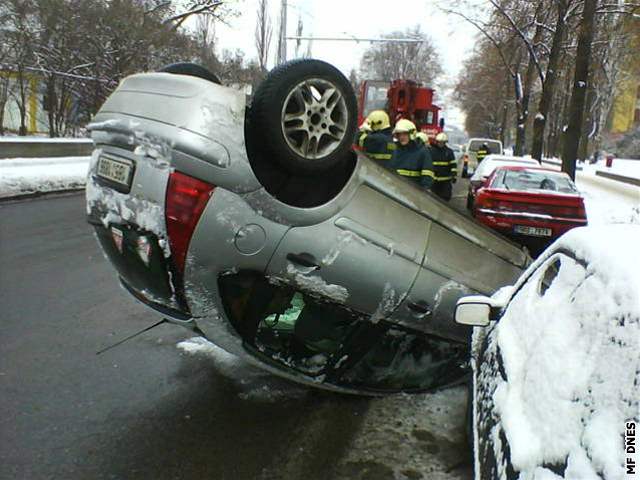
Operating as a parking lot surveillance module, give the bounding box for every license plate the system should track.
[97,155,133,187]
[514,225,552,237]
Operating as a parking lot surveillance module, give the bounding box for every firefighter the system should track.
[476,142,490,163]
[356,110,395,162]
[415,131,429,146]
[389,119,434,189]
[428,132,457,201]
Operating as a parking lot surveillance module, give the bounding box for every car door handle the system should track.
[286,252,320,270]
[407,300,432,316]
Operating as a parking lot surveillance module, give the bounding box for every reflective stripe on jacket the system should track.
[476,148,490,162]
[389,140,433,188]
[429,144,457,183]
[356,128,395,161]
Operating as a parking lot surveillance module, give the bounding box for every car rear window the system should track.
[469,140,501,153]
[474,158,538,179]
[493,169,578,193]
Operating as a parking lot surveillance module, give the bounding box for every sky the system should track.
[204,0,478,129]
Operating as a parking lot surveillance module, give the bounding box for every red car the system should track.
[473,166,587,252]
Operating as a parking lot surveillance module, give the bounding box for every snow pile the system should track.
[177,336,307,402]
[0,156,90,198]
[490,225,640,478]
[0,136,92,143]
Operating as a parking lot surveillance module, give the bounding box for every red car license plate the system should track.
[514,225,552,237]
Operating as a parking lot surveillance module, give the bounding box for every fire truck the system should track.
[357,79,444,141]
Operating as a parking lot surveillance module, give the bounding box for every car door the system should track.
[265,184,429,318]
[475,252,588,479]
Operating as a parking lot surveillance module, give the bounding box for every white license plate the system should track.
[97,155,133,187]
[514,225,552,237]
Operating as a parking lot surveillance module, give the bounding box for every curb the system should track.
[595,170,640,187]
[0,187,85,203]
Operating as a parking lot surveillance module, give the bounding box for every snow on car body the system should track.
[86,60,530,394]
[455,224,640,478]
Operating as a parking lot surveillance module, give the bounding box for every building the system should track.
[608,20,640,134]
[1,69,48,134]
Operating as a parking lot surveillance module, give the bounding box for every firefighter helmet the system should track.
[392,119,417,138]
[415,132,429,144]
[366,110,390,131]
[435,132,448,143]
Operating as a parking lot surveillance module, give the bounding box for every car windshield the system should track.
[362,82,389,119]
[468,140,501,153]
[493,169,578,194]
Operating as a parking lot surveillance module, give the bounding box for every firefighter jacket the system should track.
[476,147,490,162]
[356,127,396,161]
[429,144,457,183]
[389,140,434,188]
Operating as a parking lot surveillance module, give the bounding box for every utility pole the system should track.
[276,0,287,64]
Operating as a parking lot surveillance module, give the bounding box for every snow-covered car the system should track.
[455,225,640,478]
[86,59,530,394]
[466,155,540,210]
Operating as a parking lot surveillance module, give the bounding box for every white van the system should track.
[462,138,503,177]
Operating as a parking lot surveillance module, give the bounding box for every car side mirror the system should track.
[454,295,501,327]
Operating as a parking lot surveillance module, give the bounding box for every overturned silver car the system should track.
[86,60,530,394]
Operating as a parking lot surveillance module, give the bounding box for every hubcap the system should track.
[281,78,348,160]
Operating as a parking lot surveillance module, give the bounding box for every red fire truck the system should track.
[357,79,444,141]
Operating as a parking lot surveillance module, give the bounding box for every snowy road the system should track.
[0,193,472,480]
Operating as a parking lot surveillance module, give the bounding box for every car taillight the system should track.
[165,171,215,274]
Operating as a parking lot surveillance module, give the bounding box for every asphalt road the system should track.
[0,189,472,480]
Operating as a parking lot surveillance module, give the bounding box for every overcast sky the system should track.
[208,0,478,128]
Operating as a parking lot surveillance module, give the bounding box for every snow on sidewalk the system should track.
[576,171,640,225]
[0,156,90,198]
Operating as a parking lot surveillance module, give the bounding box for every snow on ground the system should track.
[576,171,640,225]
[177,336,472,479]
[581,158,640,180]
[0,156,90,198]
[0,136,92,143]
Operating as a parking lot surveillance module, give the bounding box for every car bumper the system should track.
[475,209,588,238]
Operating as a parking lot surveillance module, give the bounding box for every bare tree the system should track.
[562,0,599,179]
[254,0,272,72]
[360,25,443,87]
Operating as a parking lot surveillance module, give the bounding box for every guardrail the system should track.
[0,138,94,159]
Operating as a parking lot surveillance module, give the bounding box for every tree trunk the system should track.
[562,0,598,180]
[577,80,596,162]
[531,0,568,160]
[515,7,545,156]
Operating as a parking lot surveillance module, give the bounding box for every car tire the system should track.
[159,62,222,85]
[466,193,474,210]
[249,59,357,174]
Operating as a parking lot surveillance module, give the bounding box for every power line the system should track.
[284,36,424,43]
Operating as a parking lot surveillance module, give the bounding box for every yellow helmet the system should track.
[415,132,429,144]
[366,110,390,131]
[435,132,448,143]
[393,119,417,138]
